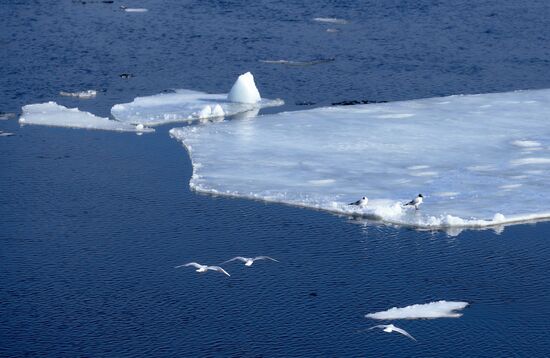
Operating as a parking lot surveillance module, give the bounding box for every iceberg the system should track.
[19,102,153,133]
[170,89,550,230]
[111,73,283,126]
[365,301,469,320]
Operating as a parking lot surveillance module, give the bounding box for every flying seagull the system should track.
[222,256,279,267]
[404,194,423,210]
[369,324,417,341]
[349,196,368,207]
[175,262,230,277]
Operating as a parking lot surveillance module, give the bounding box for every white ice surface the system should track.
[59,90,97,99]
[20,102,153,133]
[312,17,348,24]
[111,89,283,126]
[365,301,469,320]
[227,72,261,104]
[170,89,550,229]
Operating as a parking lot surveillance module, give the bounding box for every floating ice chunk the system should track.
[212,104,225,117]
[0,130,15,137]
[510,157,550,166]
[499,184,522,190]
[59,90,97,99]
[112,86,282,126]
[0,112,16,120]
[227,72,261,104]
[170,89,550,230]
[19,102,154,133]
[121,6,148,12]
[365,301,469,320]
[260,58,335,66]
[196,105,212,119]
[512,140,541,148]
[312,17,348,24]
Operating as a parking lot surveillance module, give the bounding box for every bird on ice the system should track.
[349,196,368,207]
[222,256,279,267]
[404,194,423,210]
[175,262,230,277]
[369,324,417,341]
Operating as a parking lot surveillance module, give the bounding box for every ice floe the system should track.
[19,102,153,133]
[170,89,550,230]
[312,17,348,25]
[365,301,469,320]
[260,58,335,66]
[0,112,16,120]
[111,72,283,126]
[59,90,97,99]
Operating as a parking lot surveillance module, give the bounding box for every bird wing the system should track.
[392,326,417,341]
[349,200,360,205]
[368,325,388,330]
[181,262,203,269]
[255,256,279,262]
[221,256,248,264]
[209,266,231,277]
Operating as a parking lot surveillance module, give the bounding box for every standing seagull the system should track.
[175,262,230,277]
[222,256,279,267]
[369,324,417,341]
[404,194,423,210]
[349,196,369,207]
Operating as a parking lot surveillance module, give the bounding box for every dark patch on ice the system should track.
[331,99,388,106]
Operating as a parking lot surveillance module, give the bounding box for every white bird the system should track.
[222,256,279,267]
[349,196,368,207]
[369,324,417,341]
[404,194,423,210]
[175,262,230,277]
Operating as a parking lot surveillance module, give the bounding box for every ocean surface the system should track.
[1,0,550,356]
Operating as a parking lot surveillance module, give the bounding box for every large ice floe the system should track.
[365,301,469,320]
[19,102,153,133]
[170,89,550,230]
[111,72,283,126]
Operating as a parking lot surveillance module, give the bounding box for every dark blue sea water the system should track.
[1,0,550,356]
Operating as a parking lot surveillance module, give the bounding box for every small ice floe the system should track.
[260,58,335,66]
[365,301,469,320]
[0,112,16,120]
[111,72,283,126]
[175,262,230,277]
[367,324,416,341]
[119,73,134,79]
[0,130,15,137]
[326,28,339,33]
[510,157,550,166]
[511,140,541,148]
[499,184,522,190]
[59,90,97,99]
[19,102,154,133]
[120,6,148,12]
[312,17,348,25]
[221,256,279,267]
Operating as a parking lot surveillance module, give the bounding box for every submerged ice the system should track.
[19,102,153,133]
[366,301,469,320]
[111,72,283,126]
[170,89,550,229]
